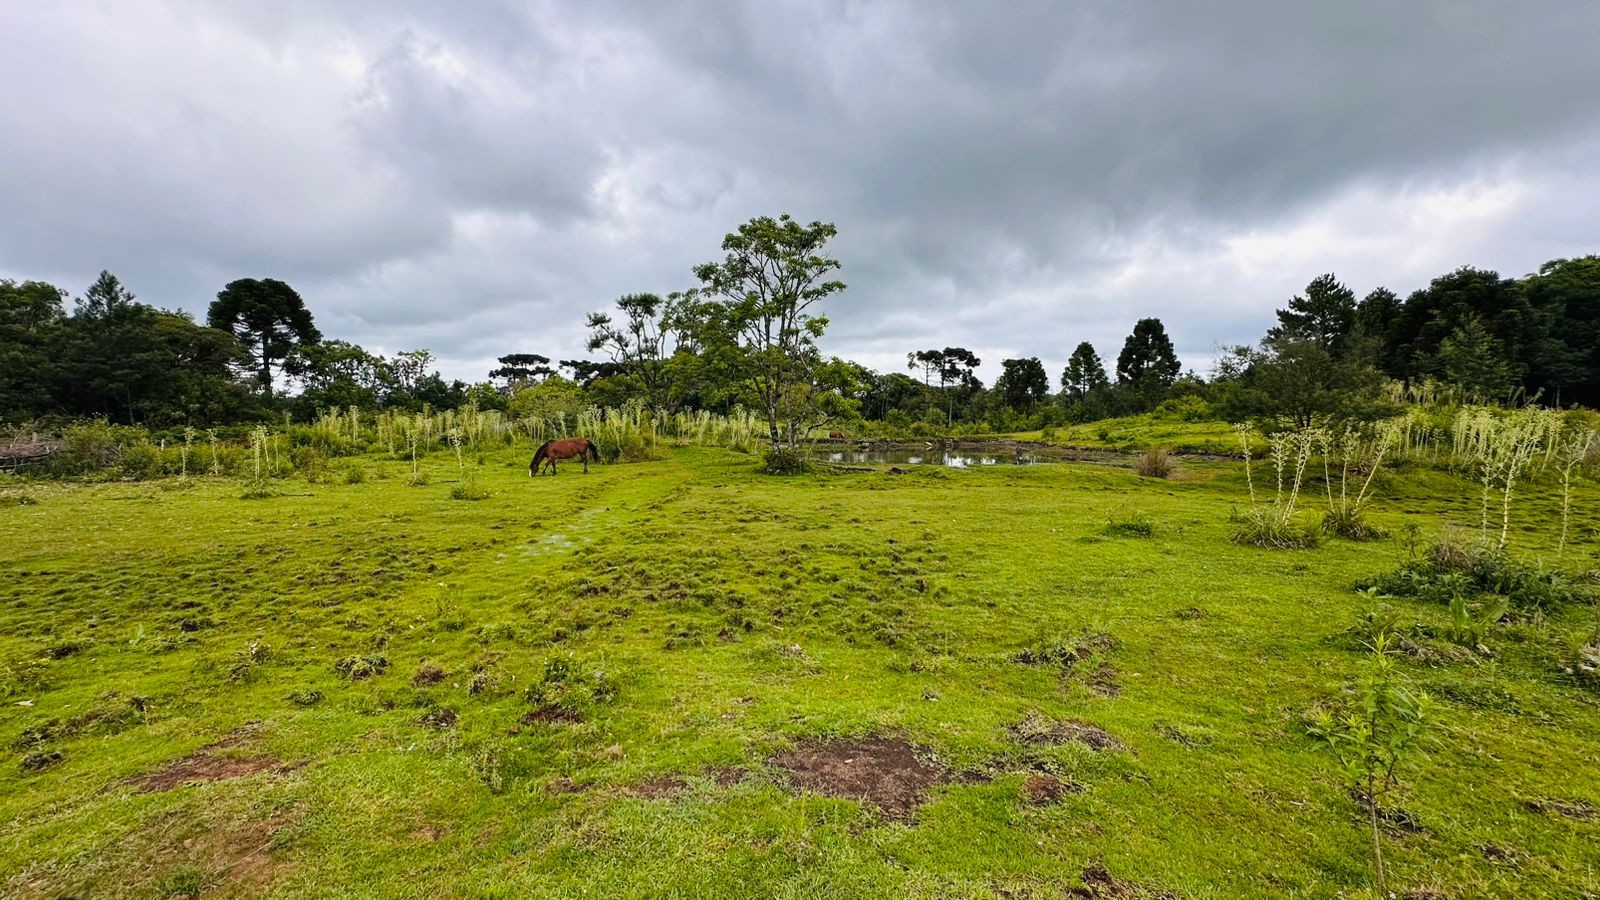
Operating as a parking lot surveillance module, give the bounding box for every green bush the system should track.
[760,446,811,475]
[1358,533,1593,610]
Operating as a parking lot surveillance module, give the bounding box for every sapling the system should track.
[1309,630,1434,897]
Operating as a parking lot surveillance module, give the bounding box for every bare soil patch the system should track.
[416,707,457,729]
[521,706,583,725]
[705,764,749,787]
[1086,663,1121,698]
[132,754,288,792]
[128,726,297,792]
[768,734,949,819]
[629,775,690,799]
[1022,773,1076,806]
[1011,714,1125,751]
[412,663,446,686]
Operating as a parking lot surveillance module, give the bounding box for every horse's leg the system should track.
[549,457,556,476]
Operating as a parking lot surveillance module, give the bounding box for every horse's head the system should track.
[530,440,551,477]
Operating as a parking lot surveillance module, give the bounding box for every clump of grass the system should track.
[227,640,272,682]
[1318,424,1394,541]
[239,488,278,500]
[450,483,491,501]
[1231,424,1319,549]
[1230,504,1319,549]
[334,654,389,680]
[288,689,323,706]
[1103,509,1156,538]
[523,654,617,715]
[343,466,367,485]
[0,494,39,507]
[1135,448,1171,478]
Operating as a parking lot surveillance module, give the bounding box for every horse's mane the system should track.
[532,439,552,459]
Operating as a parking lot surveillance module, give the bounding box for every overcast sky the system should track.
[4,2,1600,385]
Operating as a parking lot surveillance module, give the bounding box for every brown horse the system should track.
[530,438,599,476]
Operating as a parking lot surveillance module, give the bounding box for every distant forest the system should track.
[4,222,1599,435]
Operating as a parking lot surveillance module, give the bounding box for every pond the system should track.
[813,442,1129,468]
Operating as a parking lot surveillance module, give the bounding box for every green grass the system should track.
[3,444,1599,897]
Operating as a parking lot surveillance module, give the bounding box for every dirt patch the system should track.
[416,707,457,729]
[1011,714,1125,751]
[128,726,296,792]
[131,754,290,792]
[1068,864,1135,898]
[1154,723,1209,748]
[1087,664,1121,698]
[1022,773,1076,806]
[412,663,446,686]
[521,706,583,725]
[1525,797,1595,820]
[768,734,949,818]
[629,774,690,799]
[705,764,749,787]
[20,750,64,772]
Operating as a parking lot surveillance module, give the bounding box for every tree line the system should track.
[4,214,1598,440]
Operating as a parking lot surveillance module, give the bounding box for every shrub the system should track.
[1359,532,1593,611]
[761,446,811,475]
[343,466,367,485]
[1135,448,1171,478]
[450,483,491,501]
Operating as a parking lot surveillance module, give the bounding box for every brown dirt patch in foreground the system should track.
[1022,773,1077,806]
[768,735,949,818]
[127,729,298,793]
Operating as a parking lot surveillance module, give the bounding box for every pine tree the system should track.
[1269,273,1357,353]
[1061,341,1109,401]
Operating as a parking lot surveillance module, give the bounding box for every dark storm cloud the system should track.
[3,1,1599,383]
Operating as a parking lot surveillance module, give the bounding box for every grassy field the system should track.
[3,442,1599,898]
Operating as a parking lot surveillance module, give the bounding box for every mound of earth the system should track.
[769,735,948,818]
[1011,714,1125,751]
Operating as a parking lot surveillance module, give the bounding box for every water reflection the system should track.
[822,448,1043,467]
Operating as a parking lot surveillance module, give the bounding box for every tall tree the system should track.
[489,353,554,390]
[1268,273,1357,353]
[0,280,67,419]
[691,214,847,448]
[1060,341,1109,401]
[1426,315,1514,401]
[1116,318,1181,407]
[74,270,137,319]
[586,291,690,410]
[1520,256,1600,406]
[207,278,321,397]
[996,357,1048,411]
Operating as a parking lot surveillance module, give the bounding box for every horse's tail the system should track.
[586,439,599,463]
[530,440,552,476]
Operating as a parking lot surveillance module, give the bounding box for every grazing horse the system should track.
[828,430,846,440]
[530,438,599,476]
